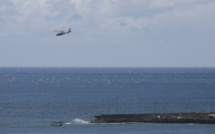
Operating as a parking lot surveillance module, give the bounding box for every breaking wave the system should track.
[64,118,90,125]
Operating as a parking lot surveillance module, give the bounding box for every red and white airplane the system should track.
[55,27,71,36]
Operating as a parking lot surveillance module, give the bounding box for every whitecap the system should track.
[72,118,90,124]
[64,118,90,125]
[64,122,72,125]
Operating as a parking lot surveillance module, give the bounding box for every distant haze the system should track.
[0,0,215,67]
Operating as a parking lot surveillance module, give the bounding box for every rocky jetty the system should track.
[91,112,215,124]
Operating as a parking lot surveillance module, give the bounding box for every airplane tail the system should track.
[67,28,71,34]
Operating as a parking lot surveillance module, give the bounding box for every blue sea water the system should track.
[0,67,215,134]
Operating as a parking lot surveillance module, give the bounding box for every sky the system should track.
[0,0,215,67]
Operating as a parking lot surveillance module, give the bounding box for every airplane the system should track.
[55,27,71,36]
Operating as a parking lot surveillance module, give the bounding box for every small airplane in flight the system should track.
[55,27,71,36]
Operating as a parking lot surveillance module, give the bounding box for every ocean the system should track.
[0,67,215,134]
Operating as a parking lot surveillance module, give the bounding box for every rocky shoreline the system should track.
[91,112,215,124]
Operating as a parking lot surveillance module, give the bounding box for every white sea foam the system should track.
[64,118,90,125]
[73,118,90,124]
[64,122,72,124]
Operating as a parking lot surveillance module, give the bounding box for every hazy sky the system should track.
[0,0,215,67]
